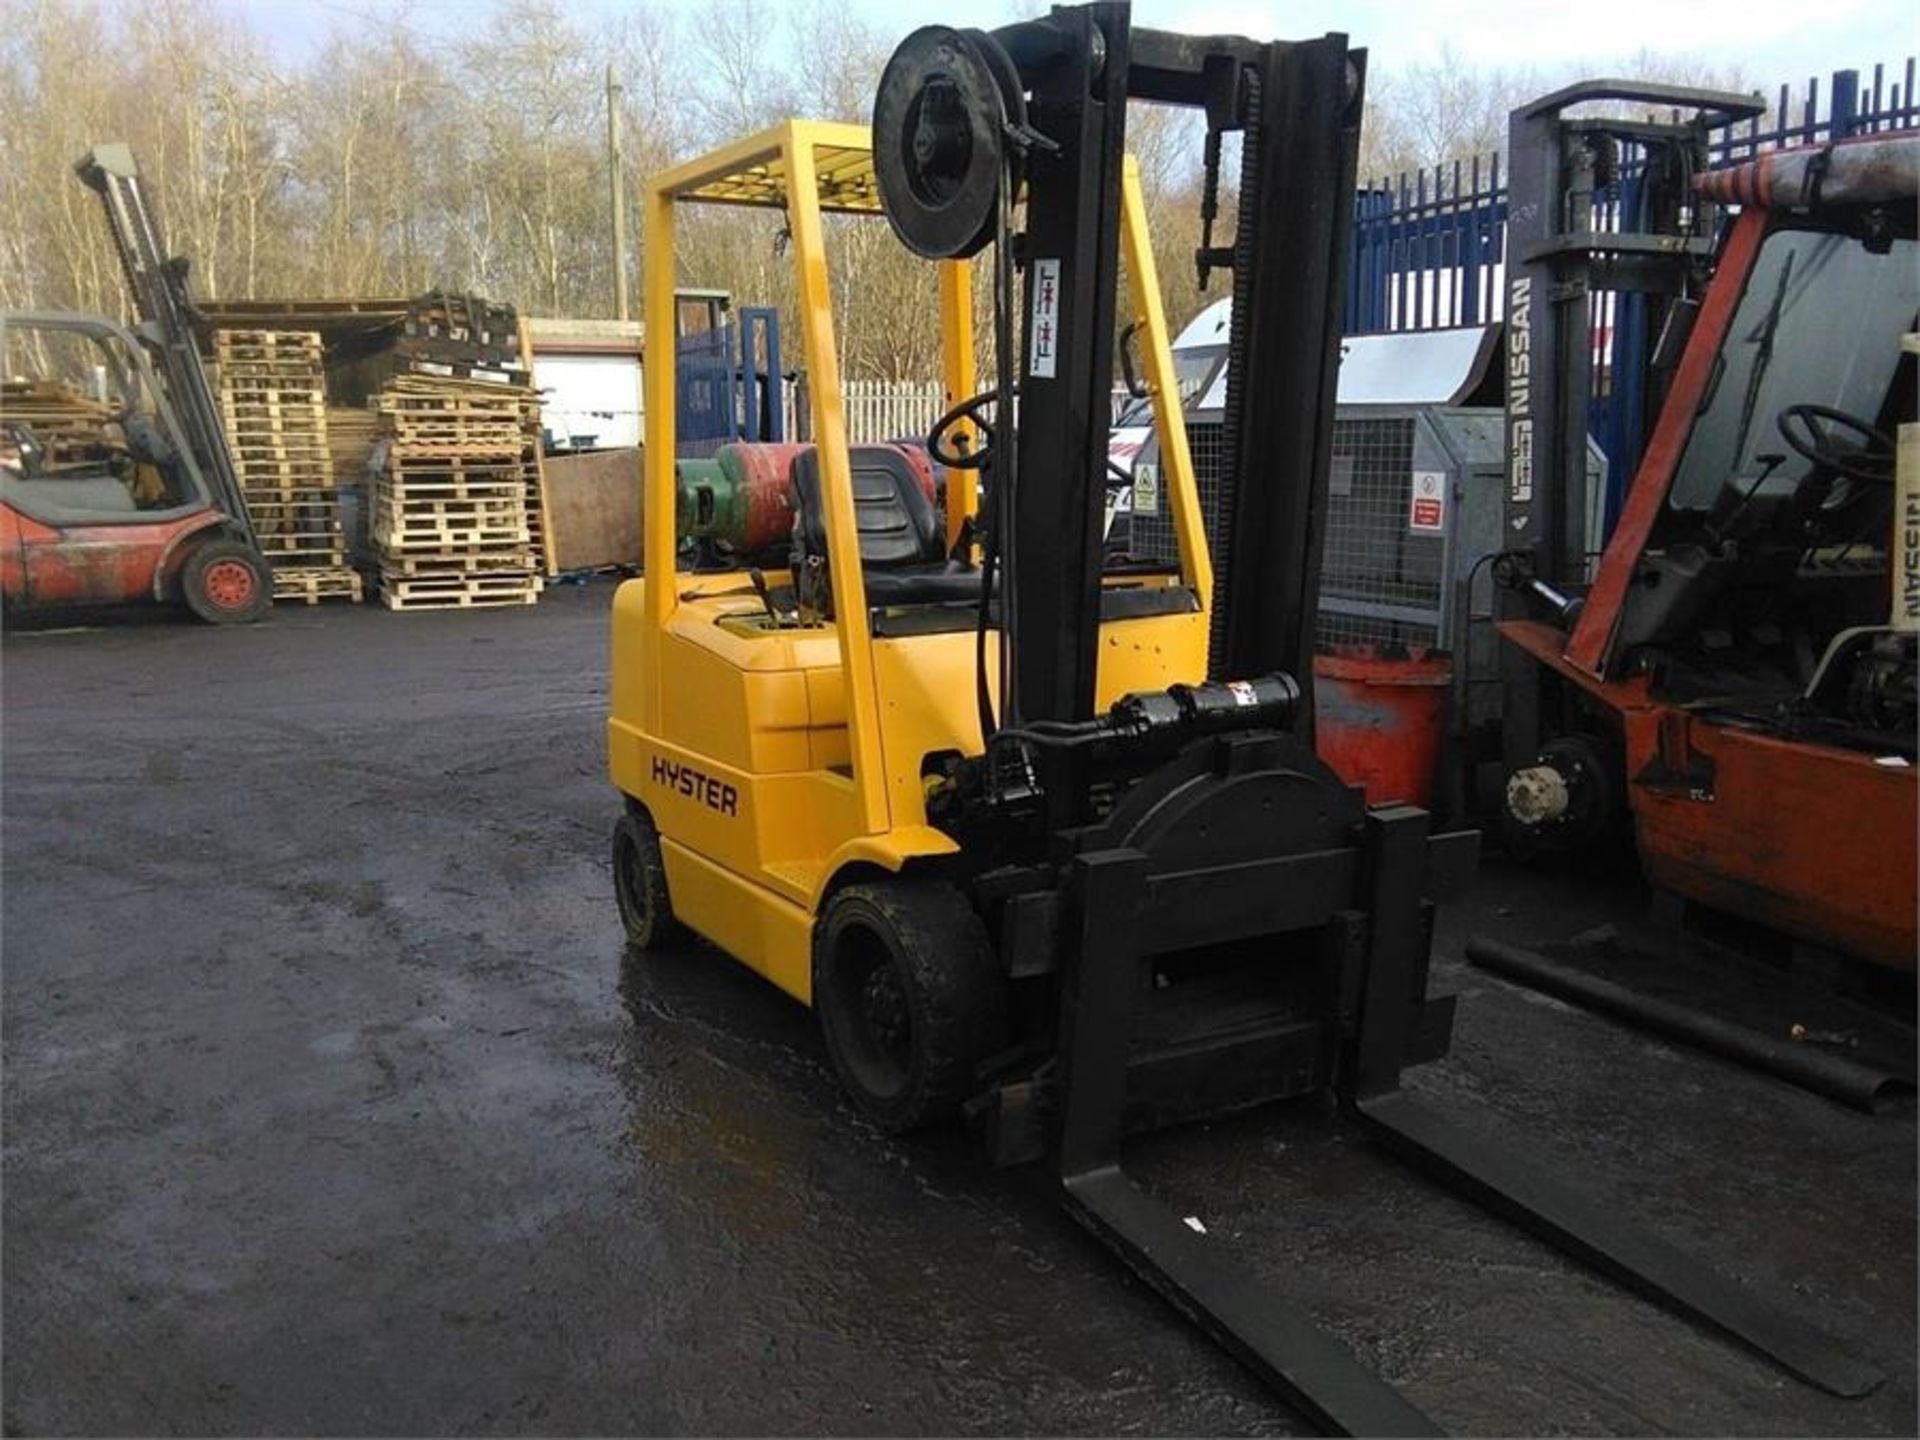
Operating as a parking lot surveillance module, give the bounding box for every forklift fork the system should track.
[1052,807,1880,1436]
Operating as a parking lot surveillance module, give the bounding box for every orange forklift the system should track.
[1477,87,1916,1096]
[2,311,269,622]
[0,144,270,624]
[1491,88,1916,971]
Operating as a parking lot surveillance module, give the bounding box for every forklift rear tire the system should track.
[813,878,1007,1133]
[180,538,271,625]
[612,806,686,951]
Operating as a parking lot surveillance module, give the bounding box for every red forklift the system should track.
[1482,86,1916,1086]
[0,144,271,624]
[2,311,269,622]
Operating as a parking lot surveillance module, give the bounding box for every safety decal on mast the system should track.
[1029,259,1060,379]
[1506,275,1533,534]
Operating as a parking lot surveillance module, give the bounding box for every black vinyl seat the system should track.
[789,445,988,608]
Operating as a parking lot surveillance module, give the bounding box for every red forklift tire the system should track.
[612,806,687,951]
[813,878,1008,1132]
[180,538,272,625]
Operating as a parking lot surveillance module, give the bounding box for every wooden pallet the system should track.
[272,567,364,604]
[372,497,526,526]
[378,590,539,612]
[255,522,345,544]
[254,515,345,537]
[377,571,540,610]
[382,404,521,424]
[234,460,334,482]
[379,552,537,576]
[401,293,521,349]
[387,382,528,408]
[217,329,322,353]
[382,474,526,495]
[371,367,544,610]
[381,435,523,456]
[232,444,333,463]
[242,492,341,514]
[375,491,523,516]
[220,384,326,407]
[373,534,531,556]
[240,483,345,505]
[263,546,349,567]
[243,479,330,502]
[381,387,520,406]
[221,399,328,421]
[1,380,121,465]
[217,364,323,381]
[393,357,527,384]
[215,328,355,568]
[380,387,521,408]
[385,453,523,471]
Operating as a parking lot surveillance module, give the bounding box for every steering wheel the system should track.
[928,390,998,470]
[928,386,1139,490]
[1775,404,1895,485]
[2,420,45,477]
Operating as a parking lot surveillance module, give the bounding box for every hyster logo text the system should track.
[1903,491,1920,623]
[651,757,740,817]
[1507,276,1533,510]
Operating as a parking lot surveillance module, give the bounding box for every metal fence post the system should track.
[1831,69,1860,137]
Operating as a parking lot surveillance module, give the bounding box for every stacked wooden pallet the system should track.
[379,297,552,576]
[214,330,363,605]
[0,380,118,466]
[394,291,526,371]
[372,375,541,610]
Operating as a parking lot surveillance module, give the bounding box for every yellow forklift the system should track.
[608,5,1876,1429]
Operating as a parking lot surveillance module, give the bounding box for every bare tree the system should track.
[0,0,1786,385]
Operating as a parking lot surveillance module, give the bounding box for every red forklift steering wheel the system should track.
[1775,403,1895,485]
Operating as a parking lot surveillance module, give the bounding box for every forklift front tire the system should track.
[180,538,271,625]
[813,879,1007,1133]
[612,806,685,951]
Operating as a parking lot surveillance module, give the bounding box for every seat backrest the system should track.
[790,445,943,569]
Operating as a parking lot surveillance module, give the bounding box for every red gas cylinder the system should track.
[1313,646,1452,808]
[706,442,936,555]
[714,442,809,553]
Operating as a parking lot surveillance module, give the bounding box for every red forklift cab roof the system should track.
[1696,131,1919,211]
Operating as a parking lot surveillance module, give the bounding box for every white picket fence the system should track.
[832,379,939,443]
[832,380,1139,437]
[834,380,1139,437]
[633,373,1141,446]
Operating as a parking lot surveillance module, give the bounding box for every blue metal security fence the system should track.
[675,304,786,457]
[1346,61,1919,334]
[1343,61,1918,529]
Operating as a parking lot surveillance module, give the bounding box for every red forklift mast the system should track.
[74,144,262,556]
[1496,80,1764,775]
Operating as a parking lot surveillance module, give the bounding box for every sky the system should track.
[220,0,1916,94]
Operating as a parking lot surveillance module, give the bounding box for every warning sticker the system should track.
[1028,259,1060,379]
[1409,470,1448,533]
[1132,460,1159,516]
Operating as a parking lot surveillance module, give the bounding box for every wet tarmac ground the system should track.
[3,581,1914,1436]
